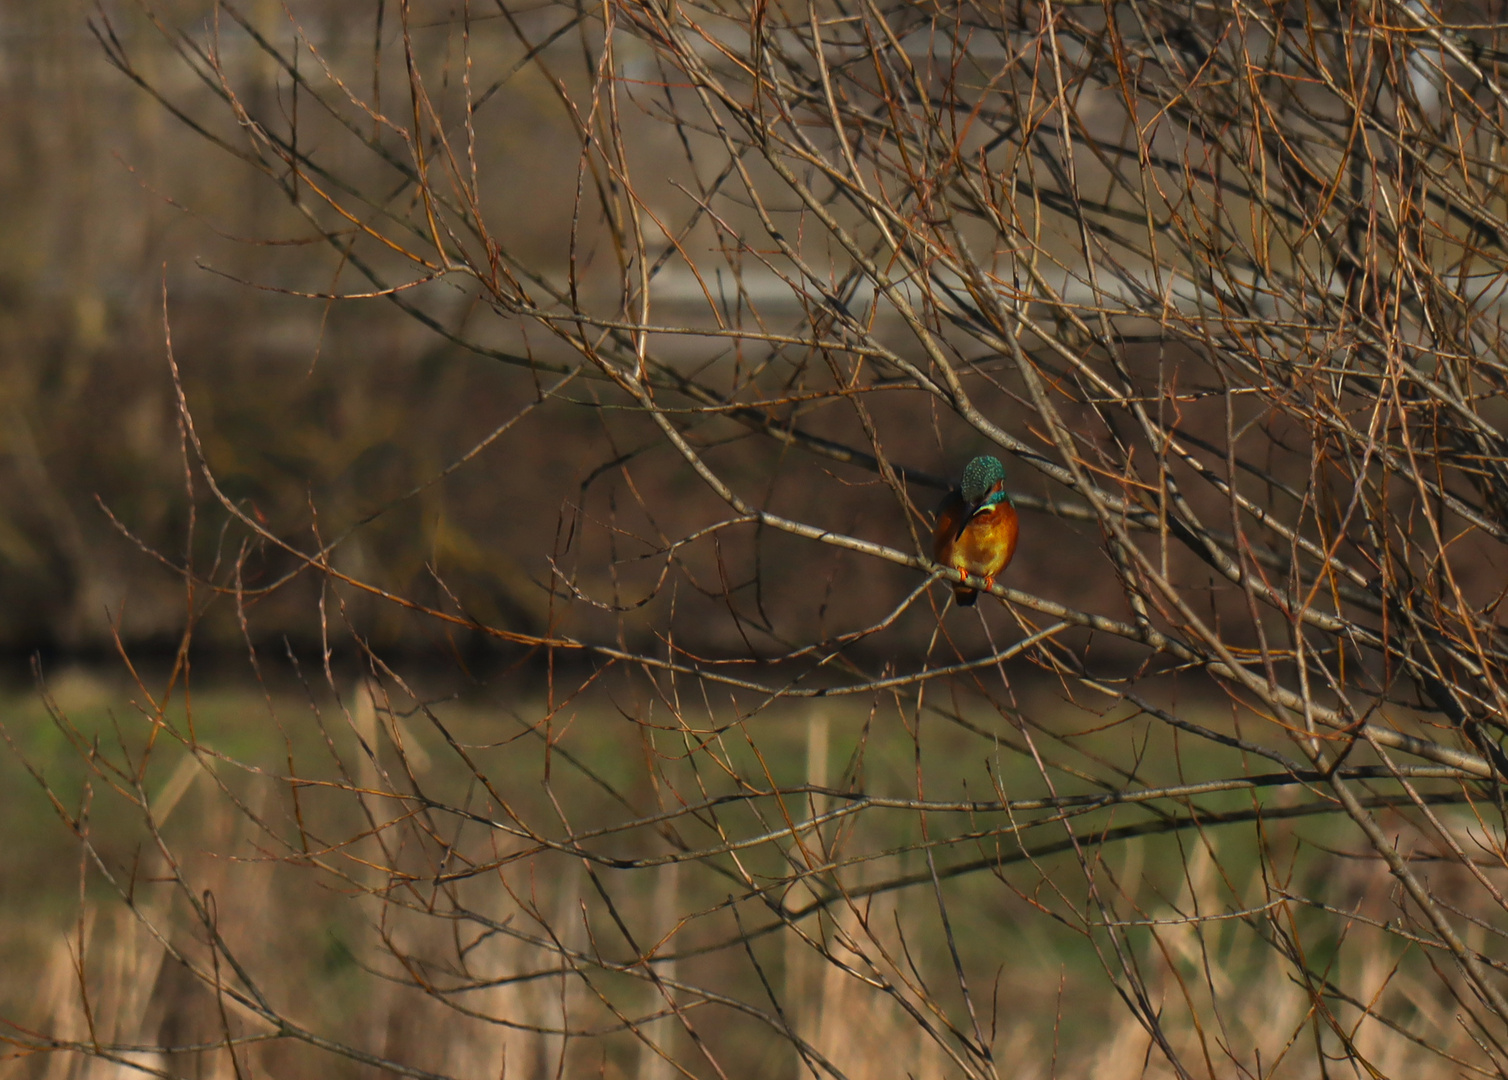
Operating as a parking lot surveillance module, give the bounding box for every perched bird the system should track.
[932,455,1018,607]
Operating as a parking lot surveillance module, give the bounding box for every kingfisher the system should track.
[932,455,1018,607]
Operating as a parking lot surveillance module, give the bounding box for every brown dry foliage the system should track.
[9,0,1508,1077]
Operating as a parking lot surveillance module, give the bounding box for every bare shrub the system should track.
[9,0,1508,1077]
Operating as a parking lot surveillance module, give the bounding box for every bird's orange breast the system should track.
[949,503,1018,578]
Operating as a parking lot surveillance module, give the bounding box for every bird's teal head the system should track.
[960,455,1008,509]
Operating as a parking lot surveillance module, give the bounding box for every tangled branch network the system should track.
[16,1,1508,1077]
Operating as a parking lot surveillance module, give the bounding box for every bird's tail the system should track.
[953,585,978,607]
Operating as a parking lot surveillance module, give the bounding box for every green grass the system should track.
[0,660,1474,1078]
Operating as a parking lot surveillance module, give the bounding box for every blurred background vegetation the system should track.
[7,2,1508,1077]
[0,0,638,656]
[2,4,438,653]
[0,0,1080,663]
